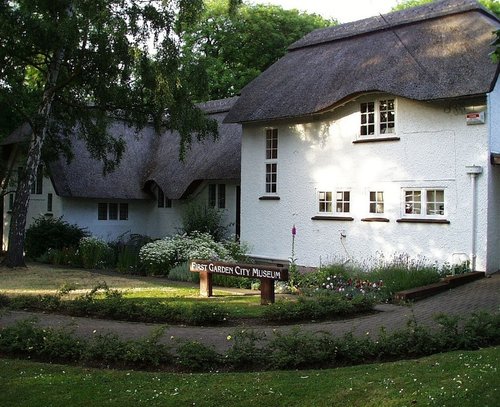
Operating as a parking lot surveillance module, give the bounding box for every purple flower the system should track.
[292,225,297,236]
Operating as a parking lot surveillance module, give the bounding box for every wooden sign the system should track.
[189,259,288,305]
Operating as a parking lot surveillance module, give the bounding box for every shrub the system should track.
[111,234,152,274]
[175,340,222,371]
[79,236,113,269]
[25,216,88,259]
[139,232,236,276]
[181,203,228,241]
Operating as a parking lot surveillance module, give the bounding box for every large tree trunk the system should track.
[3,48,65,268]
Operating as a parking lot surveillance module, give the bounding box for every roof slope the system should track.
[6,97,240,200]
[224,0,500,124]
[144,97,241,200]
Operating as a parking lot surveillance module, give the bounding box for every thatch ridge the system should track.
[224,0,500,124]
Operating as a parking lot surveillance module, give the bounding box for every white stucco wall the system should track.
[2,176,240,249]
[487,79,500,273]
[241,93,493,271]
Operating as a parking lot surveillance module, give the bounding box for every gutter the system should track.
[466,165,483,271]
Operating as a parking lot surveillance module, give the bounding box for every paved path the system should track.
[1,273,498,353]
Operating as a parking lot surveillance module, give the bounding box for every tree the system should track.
[181,1,335,101]
[0,0,240,267]
[392,0,500,16]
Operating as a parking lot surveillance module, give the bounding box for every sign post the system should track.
[189,259,288,305]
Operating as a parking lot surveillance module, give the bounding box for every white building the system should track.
[1,98,241,247]
[224,0,500,273]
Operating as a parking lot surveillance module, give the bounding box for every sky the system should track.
[250,0,403,23]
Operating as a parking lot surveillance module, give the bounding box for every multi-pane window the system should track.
[369,191,384,214]
[265,163,277,193]
[404,189,444,217]
[265,129,278,194]
[318,191,350,214]
[360,99,395,136]
[266,129,278,159]
[319,191,333,212]
[209,184,226,209]
[157,188,172,208]
[336,191,350,213]
[98,203,129,220]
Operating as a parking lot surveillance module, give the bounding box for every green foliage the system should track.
[25,216,88,260]
[1,0,218,267]
[78,236,114,269]
[1,312,498,372]
[181,1,334,100]
[111,234,152,274]
[175,340,222,371]
[393,0,500,16]
[181,203,228,241]
[3,283,229,326]
[262,291,374,323]
[139,232,236,276]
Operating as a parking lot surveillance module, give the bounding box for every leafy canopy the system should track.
[181,1,335,101]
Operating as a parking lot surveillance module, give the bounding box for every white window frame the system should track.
[97,202,129,221]
[265,128,278,194]
[360,98,396,138]
[402,188,445,219]
[318,190,351,214]
[369,191,384,214]
[208,183,226,209]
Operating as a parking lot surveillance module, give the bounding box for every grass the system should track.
[0,347,498,406]
[0,263,265,319]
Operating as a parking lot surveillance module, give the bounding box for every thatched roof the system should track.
[4,97,241,200]
[224,0,500,124]
[144,97,241,200]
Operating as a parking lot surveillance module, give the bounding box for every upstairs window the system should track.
[265,129,278,194]
[360,99,395,137]
[157,188,172,208]
[209,184,226,209]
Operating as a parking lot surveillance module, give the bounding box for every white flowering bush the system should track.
[139,232,235,275]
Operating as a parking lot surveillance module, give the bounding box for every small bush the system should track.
[181,203,228,241]
[176,340,222,371]
[25,216,88,259]
[79,236,113,269]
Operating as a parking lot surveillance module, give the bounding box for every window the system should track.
[119,203,129,220]
[109,203,118,220]
[336,191,350,213]
[157,188,172,208]
[98,203,108,220]
[360,99,395,137]
[318,190,350,214]
[209,184,226,209]
[265,129,278,194]
[404,189,444,217]
[47,193,53,212]
[98,203,129,220]
[319,191,333,212]
[369,191,384,214]
[32,165,43,195]
[8,193,14,211]
[266,163,277,194]
[266,129,278,159]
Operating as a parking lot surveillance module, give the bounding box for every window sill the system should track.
[311,215,354,221]
[44,212,53,217]
[353,136,400,144]
[396,218,450,224]
[259,196,280,201]
[361,217,390,222]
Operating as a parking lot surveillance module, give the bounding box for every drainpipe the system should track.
[465,165,483,271]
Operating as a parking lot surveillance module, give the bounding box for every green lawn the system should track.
[0,264,265,318]
[1,347,498,406]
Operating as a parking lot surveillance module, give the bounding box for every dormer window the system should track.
[360,99,395,137]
